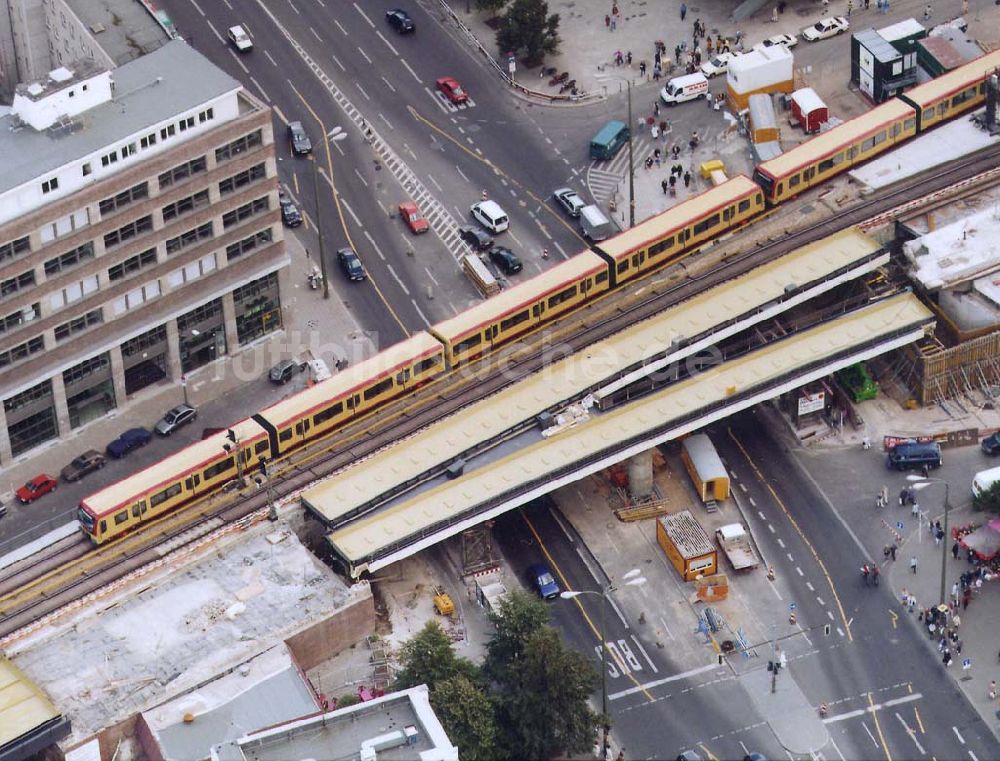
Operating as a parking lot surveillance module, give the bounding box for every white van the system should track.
[470,200,509,233]
[660,73,710,105]
[972,465,1000,497]
[579,205,613,241]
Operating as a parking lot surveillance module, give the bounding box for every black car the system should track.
[280,198,302,227]
[489,245,523,275]
[61,450,107,482]
[337,248,367,281]
[269,359,304,384]
[983,432,1000,456]
[287,121,312,155]
[386,8,415,33]
[458,224,493,251]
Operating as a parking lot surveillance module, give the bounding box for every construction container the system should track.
[726,45,793,111]
[790,87,829,133]
[656,510,718,582]
[681,434,730,503]
[748,94,779,143]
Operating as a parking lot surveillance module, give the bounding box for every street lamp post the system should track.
[560,569,646,760]
[908,475,951,606]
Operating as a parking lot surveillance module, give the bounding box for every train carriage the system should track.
[753,99,917,204]
[596,176,764,286]
[429,250,610,366]
[78,418,270,544]
[253,333,446,455]
[898,49,1000,132]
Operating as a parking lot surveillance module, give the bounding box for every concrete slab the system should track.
[741,663,830,755]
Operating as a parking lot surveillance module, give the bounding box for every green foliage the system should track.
[495,0,560,67]
[394,621,479,690]
[484,588,549,680]
[493,627,600,759]
[476,0,508,13]
[431,676,500,761]
[336,692,360,708]
[973,480,1000,513]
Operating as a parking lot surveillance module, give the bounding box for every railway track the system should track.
[3,143,999,641]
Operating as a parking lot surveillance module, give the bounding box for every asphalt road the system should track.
[493,412,1000,760]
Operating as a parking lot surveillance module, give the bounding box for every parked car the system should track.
[553,187,586,218]
[279,191,302,227]
[528,563,560,600]
[458,224,493,251]
[436,76,469,105]
[338,248,367,281]
[802,17,849,41]
[154,404,198,436]
[982,432,1000,456]
[227,25,253,52]
[701,51,736,78]
[61,450,107,482]
[398,201,429,234]
[287,121,313,155]
[106,427,152,459]
[269,359,304,384]
[16,474,58,504]
[385,8,415,33]
[489,246,523,275]
[758,33,798,49]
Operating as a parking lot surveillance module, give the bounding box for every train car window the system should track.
[937,102,947,116]
[279,428,293,441]
[114,510,129,525]
[132,504,142,517]
[847,146,859,160]
[616,261,629,275]
[185,476,196,490]
[904,117,915,131]
[363,377,394,401]
[100,520,107,534]
[776,183,783,196]
[873,131,886,146]
[254,441,268,455]
[596,271,609,284]
[150,483,182,507]
[631,253,644,268]
[416,356,441,375]
[649,236,674,256]
[723,206,732,222]
[548,285,578,308]
[396,368,411,385]
[314,401,344,424]
[295,421,308,436]
[738,199,750,213]
[581,278,591,293]
[789,175,801,187]
[204,456,235,479]
[455,333,482,355]
[693,213,720,235]
[347,394,361,410]
[922,108,933,121]
[501,310,530,331]
[489,326,499,340]
[680,228,691,242]
[803,167,815,180]
[532,303,544,317]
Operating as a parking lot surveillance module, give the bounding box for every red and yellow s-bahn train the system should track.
[78,50,1000,543]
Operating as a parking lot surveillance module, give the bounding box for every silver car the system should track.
[553,187,586,218]
[154,404,197,436]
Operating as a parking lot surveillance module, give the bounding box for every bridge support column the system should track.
[627,449,655,501]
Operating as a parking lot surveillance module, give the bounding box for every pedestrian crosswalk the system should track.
[424,87,477,114]
[586,132,670,205]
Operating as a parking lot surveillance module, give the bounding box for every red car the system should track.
[16,474,58,504]
[436,77,469,105]
[398,201,429,234]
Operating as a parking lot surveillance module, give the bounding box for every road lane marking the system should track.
[823,693,921,723]
[355,82,371,100]
[376,30,399,56]
[914,706,925,734]
[609,597,629,628]
[250,77,270,102]
[331,53,345,71]
[378,112,394,129]
[310,27,323,42]
[862,722,879,747]
[385,263,410,294]
[807,581,815,591]
[264,49,278,67]
[381,76,397,93]
[796,566,803,576]
[895,712,925,754]
[352,1,375,26]
[410,299,430,326]
[400,58,422,84]
[608,662,719,700]
[768,524,775,533]
[357,46,372,65]
[816,596,825,605]
[423,267,439,286]
[631,634,658,674]
[659,616,675,640]
[353,168,369,187]
[363,230,386,261]
[334,19,347,35]
[339,197,362,227]
[749,496,756,507]
[953,727,965,744]
[868,692,893,761]
[427,174,443,192]
[777,538,785,548]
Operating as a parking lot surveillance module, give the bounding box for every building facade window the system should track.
[48,274,99,310]
[0,335,44,368]
[39,208,90,244]
[4,379,57,457]
[111,280,161,315]
[160,124,176,141]
[219,163,266,196]
[140,132,157,149]
[178,298,226,373]
[222,197,269,229]
[226,228,273,262]
[0,303,40,336]
[0,236,30,263]
[98,182,149,216]
[1,270,36,300]
[42,177,59,194]
[215,129,263,163]
[103,215,153,249]
[121,324,168,395]
[198,108,214,123]
[158,156,207,189]
[108,248,157,281]
[234,272,281,345]
[44,242,95,276]
[167,254,217,288]
[165,222,213,255]
[54,308,103,342]
[161,189,210,222]
[63,352,115,429]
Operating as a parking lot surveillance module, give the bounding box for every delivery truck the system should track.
[716,523,760,570]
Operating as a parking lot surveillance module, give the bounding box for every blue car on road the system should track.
[529,563,561,600]
[106,427,152,459]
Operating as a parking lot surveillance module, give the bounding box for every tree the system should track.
[394,621,479,690]
[431,675,500,761]
[484,588,549,681]
[495,0,560,67]
[973,479,1000,514]
[492,627,600,759]
[476,0,508,14]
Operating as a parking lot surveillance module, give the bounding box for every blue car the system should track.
[529,563,560,600]
[106,427,152,459]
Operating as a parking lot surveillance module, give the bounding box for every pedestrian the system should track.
[862,564,871,585]
[952,541,960,559]
[605,13,611,28]
[680,1,687,20]
[890,544,897,561]
[923,3,931,19]
[772,6,779,22]
[611,16,617,31]
[910,556,918,574]
[885,0,890,11]
[936,527,945,545]
[683,170,692,187]
[962,589,971,609]
[962,0,969,13]
[617,750,626,761]
[675,44,682,64]
[990,681,997,701]
[864,0,869,8]
[873,565,880,586]
[956,638,963,654]
[909,594,917,612]
[639,61,647,76]
[911,501,920,518]
[627,50,633,66]
[847,0,853,16]
[707,38,714,56]
[943,650,952,667]
[661,178,669,194]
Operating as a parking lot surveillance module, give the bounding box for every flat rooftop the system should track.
[0,39,241,195]
[8,525,364,745]
[901,202,1000,289]
[65,0,170,65]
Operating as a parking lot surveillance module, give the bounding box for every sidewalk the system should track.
[885,500,1000,728]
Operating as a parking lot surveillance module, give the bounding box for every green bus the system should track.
[589,120,629,160]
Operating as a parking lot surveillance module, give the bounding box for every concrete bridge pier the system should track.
[627,449,655,501]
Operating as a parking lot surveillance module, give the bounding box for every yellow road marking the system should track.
[868,691,893,761]
[914,705,925,734]
[889,610,898,629]
[698,743,719,761]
